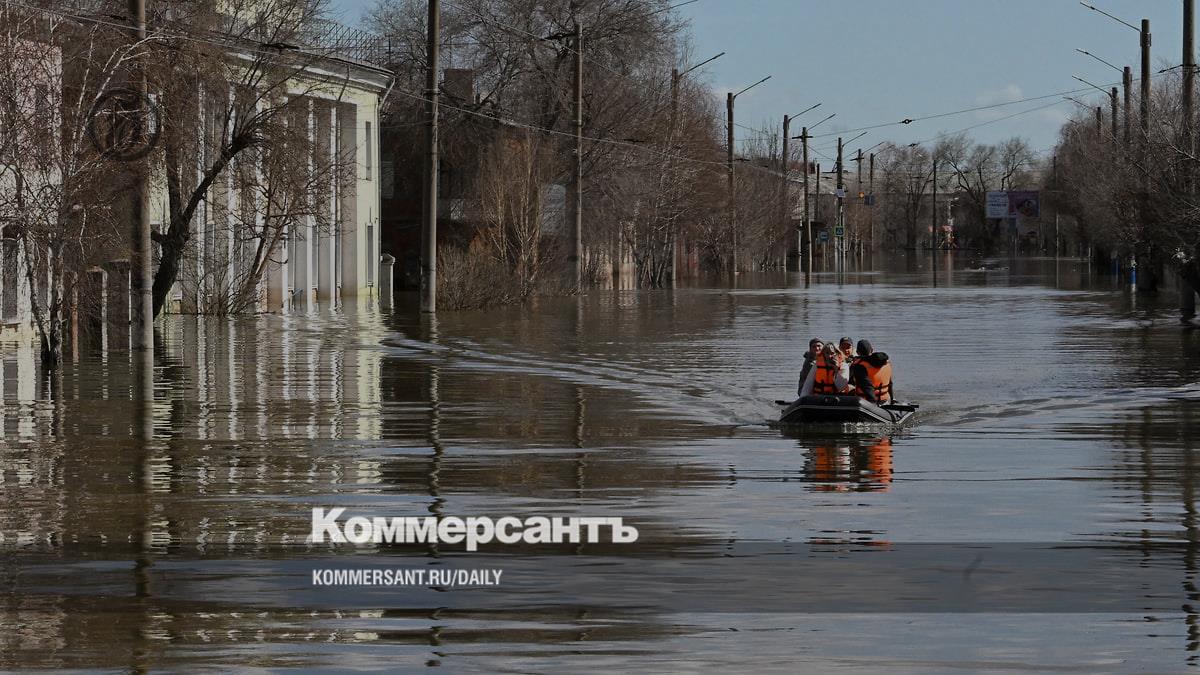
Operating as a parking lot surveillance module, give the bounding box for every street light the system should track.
[1063,95,1090,109]
[1075,48,1123,74]
[1079,1,1139,32]
[843,130,867,146]
[677,51,724,79]
[1079,1,1150,149]
[1072,74,1110,97]
[784,107,829,277]
[1074,74,1119,140]
[787,102,822,120]
[792,113,835,139]
[1078,48,1134,144]
[780,101,822,274]
[727,75,771,274]
[667,51,723,286]
[781,102,821,169]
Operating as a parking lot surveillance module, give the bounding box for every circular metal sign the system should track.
[86,87,161,162]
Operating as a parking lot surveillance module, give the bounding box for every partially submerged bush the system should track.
[436,245,518,310]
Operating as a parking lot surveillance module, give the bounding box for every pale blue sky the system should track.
[331,1,1189,158]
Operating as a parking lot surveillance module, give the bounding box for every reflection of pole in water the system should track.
[423,313,444,556]
[573,386,586,499]
[132,317,156,675]
[1179,402,1198,663]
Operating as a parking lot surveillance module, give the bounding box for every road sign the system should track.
[835,187,846,198]
[819,230,830,242]
[834,226,845,238]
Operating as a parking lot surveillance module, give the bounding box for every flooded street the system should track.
[4,253,1200,671]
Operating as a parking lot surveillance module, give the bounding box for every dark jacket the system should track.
[849,352,892,403]
[797,351,816,396]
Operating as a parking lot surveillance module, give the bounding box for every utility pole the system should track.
[801,128,811,282]
[1140,18,1151,291]
[868,152,875,253]
[420,0,440,313]
[1123,66,1132,146]
[569,21,583,291]
[932,155,939,283]
[931,156,938,251]
[855,148,863,255]
[781,114,791,270]
[666,53,723,287]
[726,92,736,274]
[1185,0,1195,194]
[1096,106,1102,138]
[725,76,771,275]
[1141,19,1151,142]
[816,162,824,263]
[814,161,821,254]
[129,0,152,352]
[670,68,679,287]
[836,137,844,265]
[1185,0,1196,318]
[1109,88,1118,141]
[1053,154,1060,256]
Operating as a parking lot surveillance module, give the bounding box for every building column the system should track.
[266,98,290,313]
[292,98,316,310]
[317,101,338,305]
[338,102,362,299]
[224,84,237,309]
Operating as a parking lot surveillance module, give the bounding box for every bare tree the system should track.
[876,142,933,249]
[473,130,557,297]
[150,0,349,316]
[941,133,1036,251]
[0,4,132,365]
[369,0,706,293]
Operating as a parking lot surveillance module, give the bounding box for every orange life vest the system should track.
[812,352,843,395]
[855,361,893,403]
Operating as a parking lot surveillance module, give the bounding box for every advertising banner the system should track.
[986,191,1009,218]
[986,190,1040,219]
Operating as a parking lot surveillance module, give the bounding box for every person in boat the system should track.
[849,339,893,404]
[839,337,856,364]
[797,338,824,396]
[811,341,850,395]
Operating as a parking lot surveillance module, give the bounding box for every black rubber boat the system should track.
[775,395,918,426]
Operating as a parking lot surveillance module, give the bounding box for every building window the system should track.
[366,221,374,287]
[1,229,18,323]
[364,120,372,181]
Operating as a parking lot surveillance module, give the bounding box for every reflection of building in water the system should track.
[0,314,385,551]
[804,437,893,492]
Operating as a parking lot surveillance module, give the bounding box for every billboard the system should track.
[985,190,1040,219]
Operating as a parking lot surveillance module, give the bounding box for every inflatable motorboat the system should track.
[776,395,918,426]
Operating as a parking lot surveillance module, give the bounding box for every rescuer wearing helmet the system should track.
[849,339,894,404]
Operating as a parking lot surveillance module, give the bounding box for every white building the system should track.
[160,16,393,314]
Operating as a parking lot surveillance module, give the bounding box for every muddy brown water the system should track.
[3,253,1200,671]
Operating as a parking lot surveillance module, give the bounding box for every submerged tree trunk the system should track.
[24,237,64,366]
[153,135,247,317]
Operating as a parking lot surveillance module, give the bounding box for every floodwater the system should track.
[3,252,1200,671]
